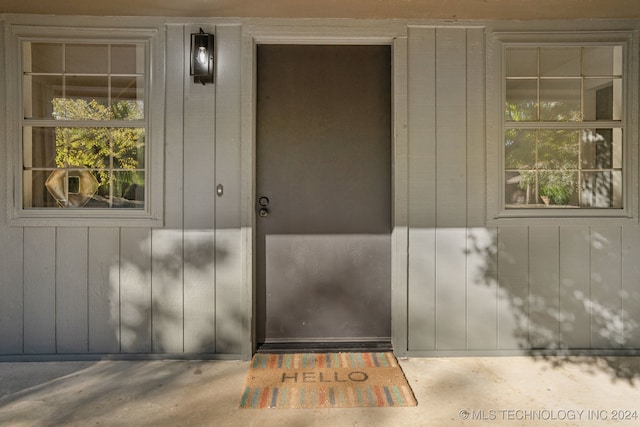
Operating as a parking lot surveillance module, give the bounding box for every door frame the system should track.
[239,25,409,360]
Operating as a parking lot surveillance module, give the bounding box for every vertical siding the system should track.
[214,24,243,354]
[497,227,529,350]
[151,24,186,354]
[0,23,244,358]
[88,228,120,353]
[466,228,499,350]
[407,26,498,352]
[402,25,640,355]
[0,226,23,354]
[559,226,591,348]
[622,226,640,348]
[435,28,467,227]
[23,228,56,353]
[433,28,468,350]
[590,226,623,349]
[528,226,560,348]
[2,20,640,359]
[466,28,486,228]
[407,26,436,351]
[56,227,89,353]
[120,228,152,353]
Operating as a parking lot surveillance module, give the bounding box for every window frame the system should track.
[6,25,164,227]
[487,31,639,224]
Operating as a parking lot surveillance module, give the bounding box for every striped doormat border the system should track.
[240,352,417,409]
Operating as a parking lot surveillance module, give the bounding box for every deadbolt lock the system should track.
[257,196,270,217]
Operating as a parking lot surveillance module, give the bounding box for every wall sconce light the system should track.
[190,28,214,85]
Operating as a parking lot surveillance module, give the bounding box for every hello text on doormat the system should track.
[240,352,417,409]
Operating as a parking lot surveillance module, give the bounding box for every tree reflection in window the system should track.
[45,99,145,208]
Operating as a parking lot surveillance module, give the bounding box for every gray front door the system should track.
[256,44,392,345]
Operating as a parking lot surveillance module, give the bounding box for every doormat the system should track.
[239,352,417,409]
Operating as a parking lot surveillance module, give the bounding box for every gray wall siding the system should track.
[1,17,640,359]
[402,26,640,355]
[0,23,244,358]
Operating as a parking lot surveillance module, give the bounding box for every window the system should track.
[23,41,146,209]
[489,32,637,221]
[8,26,164,225]
[486,30,640,225]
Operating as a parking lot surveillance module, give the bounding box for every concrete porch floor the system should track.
[1,355,640,426]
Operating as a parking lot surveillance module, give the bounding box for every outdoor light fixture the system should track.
[190,28,214,85]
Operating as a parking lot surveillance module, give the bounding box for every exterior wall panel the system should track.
[0,16,639,360]
[56,227,89,353]
[23,227,56,353]
[119,228,152,353]
[88,227,121,353]
[214,24,243,354]
[559,226,592,348]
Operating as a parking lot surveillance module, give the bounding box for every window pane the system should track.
[23,127,58,168]
[112,128,145,169]
[505,129,536,169]
[111,44,143,74]
[60,127,111,168]
[113,171,145,208]
[65,44,108,74]
[583,46,621,76]
[581,171,623,208]
[539,170,579,206]
[506,48,538,77]
[540,79,581,121]
[64,76,110,116]
[539,47,581,77]
[506,79,537,121]
[24,75,63,119]
[583,78,622,121]
[28,43,63,73]
[537,130,579,170]
[505,171,536,206]
[111,76,145,119]
[581,129,622,169]
[24,170,58,208]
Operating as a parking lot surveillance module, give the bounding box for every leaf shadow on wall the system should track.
[468,228,640,384]
[115,229,243,355]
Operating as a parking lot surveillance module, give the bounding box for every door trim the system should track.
[240,28,409,360]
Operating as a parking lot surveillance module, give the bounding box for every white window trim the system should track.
[487,30,639,226]
[5,24,165,227]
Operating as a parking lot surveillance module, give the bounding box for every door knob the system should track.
[259,208,269,217]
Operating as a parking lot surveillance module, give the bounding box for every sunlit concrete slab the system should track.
[1,356,639,426]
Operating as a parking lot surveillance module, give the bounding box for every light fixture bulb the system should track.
[197,46,207,66]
